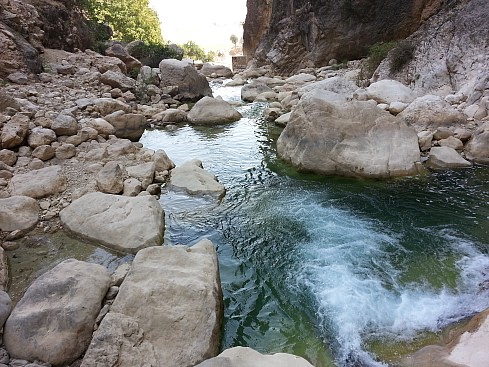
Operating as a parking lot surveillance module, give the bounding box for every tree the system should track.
[230,34,238,48]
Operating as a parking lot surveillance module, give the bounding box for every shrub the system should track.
[389,40,416,73]
[130,42,183,68]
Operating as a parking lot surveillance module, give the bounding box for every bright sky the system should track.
[149,0,247,52]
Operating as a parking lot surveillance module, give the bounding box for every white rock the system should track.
[366,79,416,104]
[8,165,66,198]
[0,196,39,232]
[417,131,434,151]
[169,159,225,198]
[465,121,489,164]
[188,96,242,124]
[427,146,472,168]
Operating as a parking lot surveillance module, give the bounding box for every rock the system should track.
[96,161,124,194]
[454,128,472,143]
[60,192,164,253]
[159,59,212,101]
[275,112,292,127]
[92,98,131,116]
[0,247,7,291]
[56,64,76,75]
[299,76,358,96]
[1,118,29,149]
[194,347,314,367]
[285,73,317,84]
[8,165,66,199]
[82,239,223,367]
[100,70,136,91]
[7,72,28,85]
[136,65,160,86]
[399,95,466,131]
[110,263,131,287]
[153,149,175,171]
[27,127,56,148]
[439,136,463,151]
[0,91,21,112]
[0,291,12,329]
[105,44,142,74]
[54,143,75,160]
[465,121,489,164]
[201,63,233,78]
[86,117,116,136]
[28,158,44,171]
[433,127,454,140]
[366,80,416,104]
[417,131,434,151]
[169,159,226,199]
[123,178,141,196]
[32,145,55,161]
[277,90,420,178]
[152,108,187,123]
[241,82,274,102]
[0,196,39,232]
[104,112,147,141]
[427,146,472,169]
[126,162,155,190]
[51,114,78,136]
[107,138,136,156]
[187,97,242,125]
[3,259,111,366]
[0,149,17,166]
[389,101,408,115]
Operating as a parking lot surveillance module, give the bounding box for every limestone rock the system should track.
[27,127,56,148]
[201,63,233,78]
[105,44,142,74]
[0,196,39,232]
[51,114,78,136]
[159,59,212,101]
[439,136,463,151]
[126,162,155,190]
[465,121,489,164]
[137,65,160,86]
[86,117,116,136]
[104,112,147,141]
[100,70,136,91]
[92,98,131,116]
[153,149,175,172]
[285,73,316,85]
[1,118,29,149]
[169,159,225,198]
[60,192,164,253]
[427,147,472,169]
[123,178,141,196]
[241,82,274,102]
[0,92,21,112]
[3,259,111,366]
[8,165,66,198]
[366,80,416,104]
[399,95,466,131]
[0,291,12,329]
[32,145,55,161]
[299,76,358,96]
[96,161,124,194]
[194,347,314,367]
[152,108,187,123]
[82,239,223,367]
[417,131,433,152]
[0,149,17,166]
[188,97,242,124]
[277,90,420,178]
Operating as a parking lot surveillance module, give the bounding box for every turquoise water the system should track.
[140,84,489,366]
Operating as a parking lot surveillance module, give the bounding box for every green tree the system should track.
[180,41,206,61]
[230,34,238,48]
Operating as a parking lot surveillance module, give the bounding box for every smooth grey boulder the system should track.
[0,196,39,232]
[427,146,472,169]
[201,62,233,78]
[8,165,66,198]
[188,97,242,124]
[241,82,274,102]
[60,192,164,254]
[81,239,223,367]
[194,347,315,367]
[169,159,225,199]
[465,121,489,164]
[4,259,110,366]
[27,127,56,148]
[366,79,416,104]
[398,95,466,131]
[51,114,78,136]
[104,111,147,141]
[299,76,358,96]
[277,90,421,178]
[86,117,116,136]
[159,59,212,101]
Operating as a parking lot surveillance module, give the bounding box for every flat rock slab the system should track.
[60,192,164,254]
[82,239,223,367]
[4,259,110,366]
[195,347,315,367]
[168,159,225,199]
[8,165,66,198]
[0,196,39,232]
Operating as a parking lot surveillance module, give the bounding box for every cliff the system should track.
[243,0,446,75]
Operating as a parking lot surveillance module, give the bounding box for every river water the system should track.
[140,83,489,366]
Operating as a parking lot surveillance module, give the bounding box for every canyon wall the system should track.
[243,0,447,75]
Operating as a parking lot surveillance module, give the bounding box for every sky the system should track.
[149,0,247,52]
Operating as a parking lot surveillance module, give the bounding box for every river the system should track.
[139,82,489,367]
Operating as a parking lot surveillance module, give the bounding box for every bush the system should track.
[389,40,416,73]
[130,42,183,68]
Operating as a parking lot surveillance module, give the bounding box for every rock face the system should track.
[243,0,445,74]
[82,239,223,367]
[4,259,110,366]
[8,165,66,199]
[169,159,226,198]
[60,192,164,254]
[159,59,212,101]
[0,196,39,232]
[188,97,242,124]
[195,347,315,367]
[277,90,420,178]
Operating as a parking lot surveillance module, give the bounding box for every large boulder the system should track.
[299,76,358,96]
[3,259,110,366]
[398,95,467,131]
[276,90,420,178]
[81,239,223,367]
[100,70,136,91]
[60,192,164,254]
[105,43,142,74]
[201,62,233,78]
[366,79,416,104]
[159,59,212,101]
[465,121,489,164]
[188,97,242,124]
[104,111,147,141]
[194,347,314,367]
[8,165,66,198]
[0,196,39,232]
[426,146,472,169]
[169,159,226,199]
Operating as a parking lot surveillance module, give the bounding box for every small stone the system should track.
[110,263,131,287]
[2,241,20,251]
[105,286,119,300]
[95,304,110,324]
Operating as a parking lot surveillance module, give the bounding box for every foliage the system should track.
[389,40,416,73]
[366,41,398,76]
[230,34,238,47]
[180,41,215,62]
[130,42,183,67]
[75,0,163,44]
